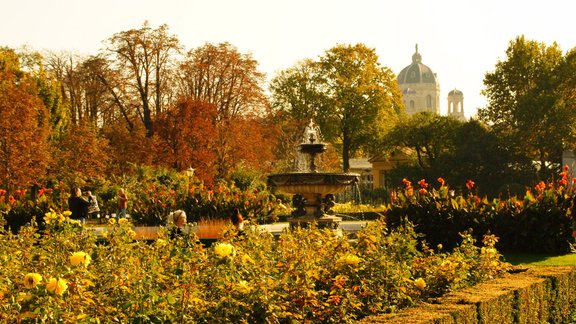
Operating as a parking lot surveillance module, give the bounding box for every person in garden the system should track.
[169,210,187,238]
[230,207,244,234]
[115,188,128,219]
[86,191,100,222]
[67,187,90,224]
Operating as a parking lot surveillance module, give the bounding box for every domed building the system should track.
[397,44,440,115]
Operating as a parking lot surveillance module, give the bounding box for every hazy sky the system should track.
[2,0,575,118]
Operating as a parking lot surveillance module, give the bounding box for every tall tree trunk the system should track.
[342,131,350,172]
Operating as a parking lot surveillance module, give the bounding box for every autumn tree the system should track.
[175,42,270,180]
[177,42,268,119]
[270,43,403,172]
[18,48,69,141]
[0,48,51,188]
[154,99,218,184]
[51,121,110,185]
[103,21,181,137]
[479,36,576,179]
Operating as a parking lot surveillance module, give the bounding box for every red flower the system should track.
[38,188,45,196]
[8,195,15,205]
[466,180,475,190]
[0,189,5,196]
[402,178,411,187]
[563,165,569,172]
[418,179,428,188]
[418,188,428,195]
[59,181,64,187]
[437,177,445,186]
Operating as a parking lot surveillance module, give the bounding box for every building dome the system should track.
[397,44,439,85]
[448,89,463,96]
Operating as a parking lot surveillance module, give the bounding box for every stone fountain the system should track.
[267,121,360,228]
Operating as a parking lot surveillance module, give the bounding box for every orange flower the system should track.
[563,165,569,172]
[0,189,6,196]
[535,181,546,192]
[418,188,428,195]
[437,177,445,186]
[418,179,428,188]
[8,195,15,205]
[406,187,414,196]
[466,180,475,190]
[402,178,411,187]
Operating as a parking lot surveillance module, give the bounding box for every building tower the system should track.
[447,88,465,121]
[397,44,440,115]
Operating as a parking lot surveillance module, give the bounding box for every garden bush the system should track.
[385,170,576,255]
[0,211,510,323]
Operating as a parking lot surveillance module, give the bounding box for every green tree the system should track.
[439,119,534,196]
[270,44,402,171]
[478,36,576,179]
[384,112,461,173]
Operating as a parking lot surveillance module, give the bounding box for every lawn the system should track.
[503,253,576,266]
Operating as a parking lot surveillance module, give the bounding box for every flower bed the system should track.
[0,211,510,322]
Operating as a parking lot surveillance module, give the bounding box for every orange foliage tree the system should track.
[213,116,278,179]
[0,48,51,188]
[103,123,160,175]
[51,121,111,185]
[154,98,218,185]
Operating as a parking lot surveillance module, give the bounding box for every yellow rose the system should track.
[23,273,42,289]
[118,218,129,226]
[414,278,426,290]
[62,210,72,216]
[17,292,33,302]
[70,251,91,267]
[46,278,68,295]
[236,280,251,294]
[241,254,254,265]
[155,238,166,247]
[214,243,234,258]
[108,218,117,225]
[127,229,137,239]
[337,254,361,267]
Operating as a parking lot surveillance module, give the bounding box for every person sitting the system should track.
[230,208,245,234]
[169,210,187,239]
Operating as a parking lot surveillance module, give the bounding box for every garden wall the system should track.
[361,266,576,323]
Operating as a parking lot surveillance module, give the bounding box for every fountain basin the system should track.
[267,172,359,195]
[268,172,359,228]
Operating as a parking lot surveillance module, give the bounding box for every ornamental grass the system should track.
[0,211,510,323]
